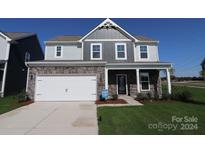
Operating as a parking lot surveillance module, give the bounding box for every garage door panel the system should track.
[35,76,97,102]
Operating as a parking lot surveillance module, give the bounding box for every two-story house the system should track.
[26,18,172,102]
[0,31,44,97]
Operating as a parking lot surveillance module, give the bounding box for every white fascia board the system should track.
[0,32,12,41]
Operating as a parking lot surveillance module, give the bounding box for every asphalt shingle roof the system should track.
[47,35,157,42]
[4,32,35,40]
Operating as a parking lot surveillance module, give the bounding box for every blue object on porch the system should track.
[101,89,109,100]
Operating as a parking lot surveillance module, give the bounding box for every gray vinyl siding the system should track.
[0,35,8,60]
[83,41,134,63]
[45,43,82,60]
[86,28,129,39]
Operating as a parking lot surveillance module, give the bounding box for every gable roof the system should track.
[79,18,137,42]
[45,19,159,43]
[0,31,35,41]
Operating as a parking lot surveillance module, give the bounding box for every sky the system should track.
[0,18,204,77]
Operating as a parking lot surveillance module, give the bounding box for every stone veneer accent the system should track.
[27,66,105,100]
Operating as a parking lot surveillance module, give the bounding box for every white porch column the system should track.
[166,68,172,94]
[1,62,8,97]
[136,68,140,93]
[105,68,108,90]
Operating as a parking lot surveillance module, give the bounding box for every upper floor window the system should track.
[55,46,63,58]
[90,43,102,60]
[140,72,150,91]
[115,43,127,60]
[25,52,30,62]
[140,45,148,59]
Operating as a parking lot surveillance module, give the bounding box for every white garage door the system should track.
[35,75,97,102]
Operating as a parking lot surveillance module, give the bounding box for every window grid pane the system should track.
[93,45,100,51]
[140,46,147,51]
[93,51,100,58]
[57,46,61,51]
[117,51,125,58]
[56,51,61,57]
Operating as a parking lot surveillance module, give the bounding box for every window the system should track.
[140,73,150,91]
[140,45,148,59]
[55,46,63,58]
[25,52,30,62]
[115,43,127,60]
[91,43,102,60]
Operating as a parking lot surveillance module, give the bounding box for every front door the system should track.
[117,75,127,95]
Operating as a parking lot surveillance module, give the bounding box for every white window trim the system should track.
[139,45,149,60]
[140,72,150,91]
[90,43,102,60]
[115,43,127,60]
[55,46,63,58]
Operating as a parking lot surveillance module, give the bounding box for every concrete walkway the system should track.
[0,102,98,135]
[98,95,143,107]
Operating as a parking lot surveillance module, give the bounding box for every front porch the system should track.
[104,62,172,98]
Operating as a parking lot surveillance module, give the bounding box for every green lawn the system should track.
[97,101,205,135]
[162,84,205,103]
[0,95,28,115]
[172,81,205,88]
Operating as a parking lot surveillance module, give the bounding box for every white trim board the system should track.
[84,39,131,42]
[115,43,127,60]
[90,43,102,60]
[138,45,150,61]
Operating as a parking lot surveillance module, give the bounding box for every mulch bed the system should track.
[96,99,127,105]
[18,99,33,105]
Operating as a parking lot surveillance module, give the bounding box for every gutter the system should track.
[26,61,107,67]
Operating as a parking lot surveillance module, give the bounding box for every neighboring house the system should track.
[26,18,172,102]
[0,31,44,97]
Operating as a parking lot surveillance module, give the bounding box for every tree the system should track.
[199,70,205,79]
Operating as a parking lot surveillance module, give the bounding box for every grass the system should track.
[97,101,205,135]
[162,84,205,103]
[0,94,29,115]
[172,81,205,88]
[98,84,205,135]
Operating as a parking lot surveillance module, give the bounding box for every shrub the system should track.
[154,92,160,100]
[147,92,152,99]
[177,90,193,102]
[162,93,171,100]
[111,94,118,100]
[136,93,151,100]
[17,90,29,102]
[170,90,193,102]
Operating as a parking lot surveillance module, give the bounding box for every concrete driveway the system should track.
[0,102,98,135]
